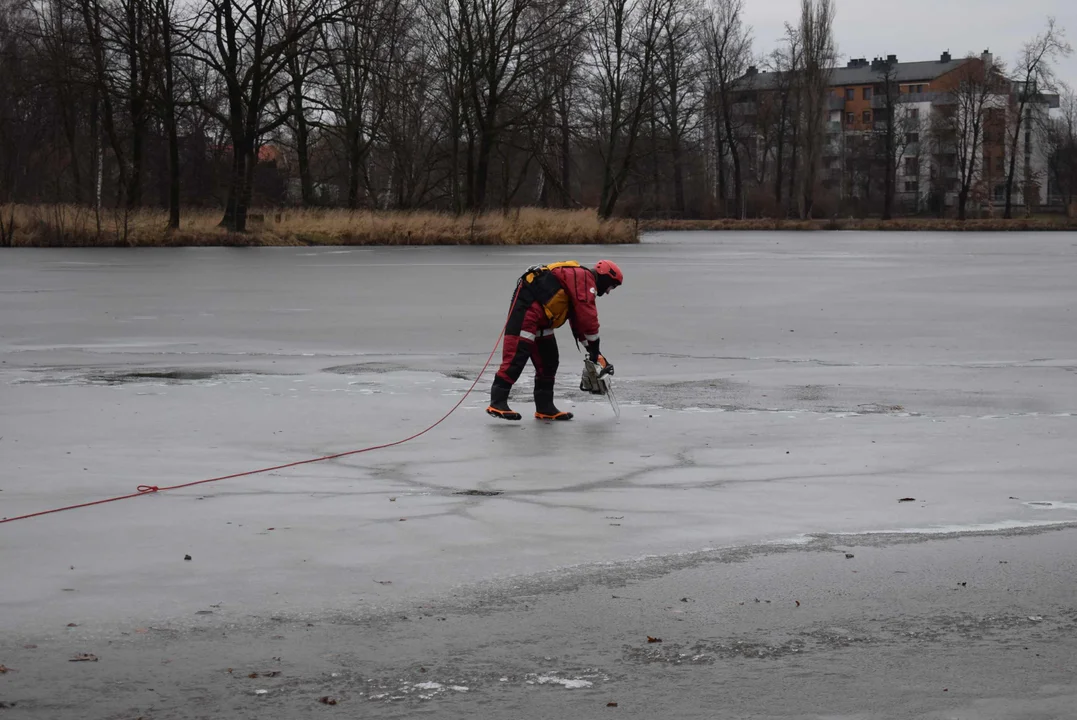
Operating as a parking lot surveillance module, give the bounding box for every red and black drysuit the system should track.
[491,262,601,415]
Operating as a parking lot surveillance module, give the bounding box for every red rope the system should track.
[1,286,522,525]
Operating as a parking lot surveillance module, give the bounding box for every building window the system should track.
[908,108,920,120]
[863,87,873,100]
[846,112,855,125]
[904,157,919,175]
[904,181,918,192]
[845,88,855,101]
[863,110,872,123]
[907,132,920,144]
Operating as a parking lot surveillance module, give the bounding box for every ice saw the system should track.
[580,357,620,418]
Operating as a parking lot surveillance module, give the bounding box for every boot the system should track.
[534,378,573,421]
[487,377,521,420]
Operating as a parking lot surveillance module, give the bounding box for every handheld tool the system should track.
[580,357,620,418]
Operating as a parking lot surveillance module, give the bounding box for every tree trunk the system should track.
[715,113,727,216]
[221,136,252,231]
[295,113,313,206]
[449,87,462,215]
[559,94,572,207]
[464,124,476,211]
[79,95,93,206]
[598,119,620,219]
[724,111,743,219]
[151,0,180,227]
[671,134,685,214]
[601,183,621,220]
[166,116,179,228]
[774,101,787,211]
[883,117,894,220]
[129,108,144,208]
[788,117,799,217]
[236,145,256,231]
[126,0,144,209]
[1004,102,1027,219]
[163,16,179,228]
[221,153,240,230]
[599,160,614,219]
[473,124,495,210]
[291,63,314,206]
[347,126,361,209]
[649,112,659,213]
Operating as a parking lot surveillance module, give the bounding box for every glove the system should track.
[596,355,613,377]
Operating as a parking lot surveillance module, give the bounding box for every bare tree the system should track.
[182,0,342,231]
[506,0,587,209]
[873,58,901,219]
[795,0,834,219]
[654,0,698,214]
[0,0,31,222]
[283,34,316,205]
[1046,86,1076,209]
[39,0,94,204]
[1003,18,1071,217]
[895,106,925,213]
[314,0,400,208]
[699,0,750,217]
[453,0,580,210]
[73,0,158,210]
[117,0,155,208]
[763,26,800,215]
[548,0,587,207]
[935,54,999,220]
[586,0,668,219]
[149,0,182,227]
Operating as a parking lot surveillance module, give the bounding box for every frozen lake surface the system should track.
[2,231,1077,718]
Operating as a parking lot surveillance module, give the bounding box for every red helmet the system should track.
[594,259,624,288]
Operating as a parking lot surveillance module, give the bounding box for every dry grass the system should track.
[0,205,639,247]
[640,216,1077,232]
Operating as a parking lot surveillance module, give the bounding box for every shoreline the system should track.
[639,216,1077,232]
[4,206,1077,248]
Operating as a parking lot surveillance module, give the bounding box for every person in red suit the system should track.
[487,260,623,421]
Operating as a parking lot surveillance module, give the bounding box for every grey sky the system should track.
[744,0,1077,92]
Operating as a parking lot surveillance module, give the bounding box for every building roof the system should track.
[744,55,970,92]
[830,58,968,85]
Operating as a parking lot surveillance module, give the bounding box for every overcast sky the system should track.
[743,0,1077,91]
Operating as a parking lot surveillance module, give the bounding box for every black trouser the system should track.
[493,287,560,405]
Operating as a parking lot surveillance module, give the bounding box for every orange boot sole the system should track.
[534,411,574,421]
[487,406,522,421]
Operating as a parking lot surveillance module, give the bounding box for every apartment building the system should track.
[730,51,1060,213]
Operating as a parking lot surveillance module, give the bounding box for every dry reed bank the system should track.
[0,206,639,247]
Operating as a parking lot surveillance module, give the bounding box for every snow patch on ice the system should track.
[1024,501,1077,511]
[526,674,594,689]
